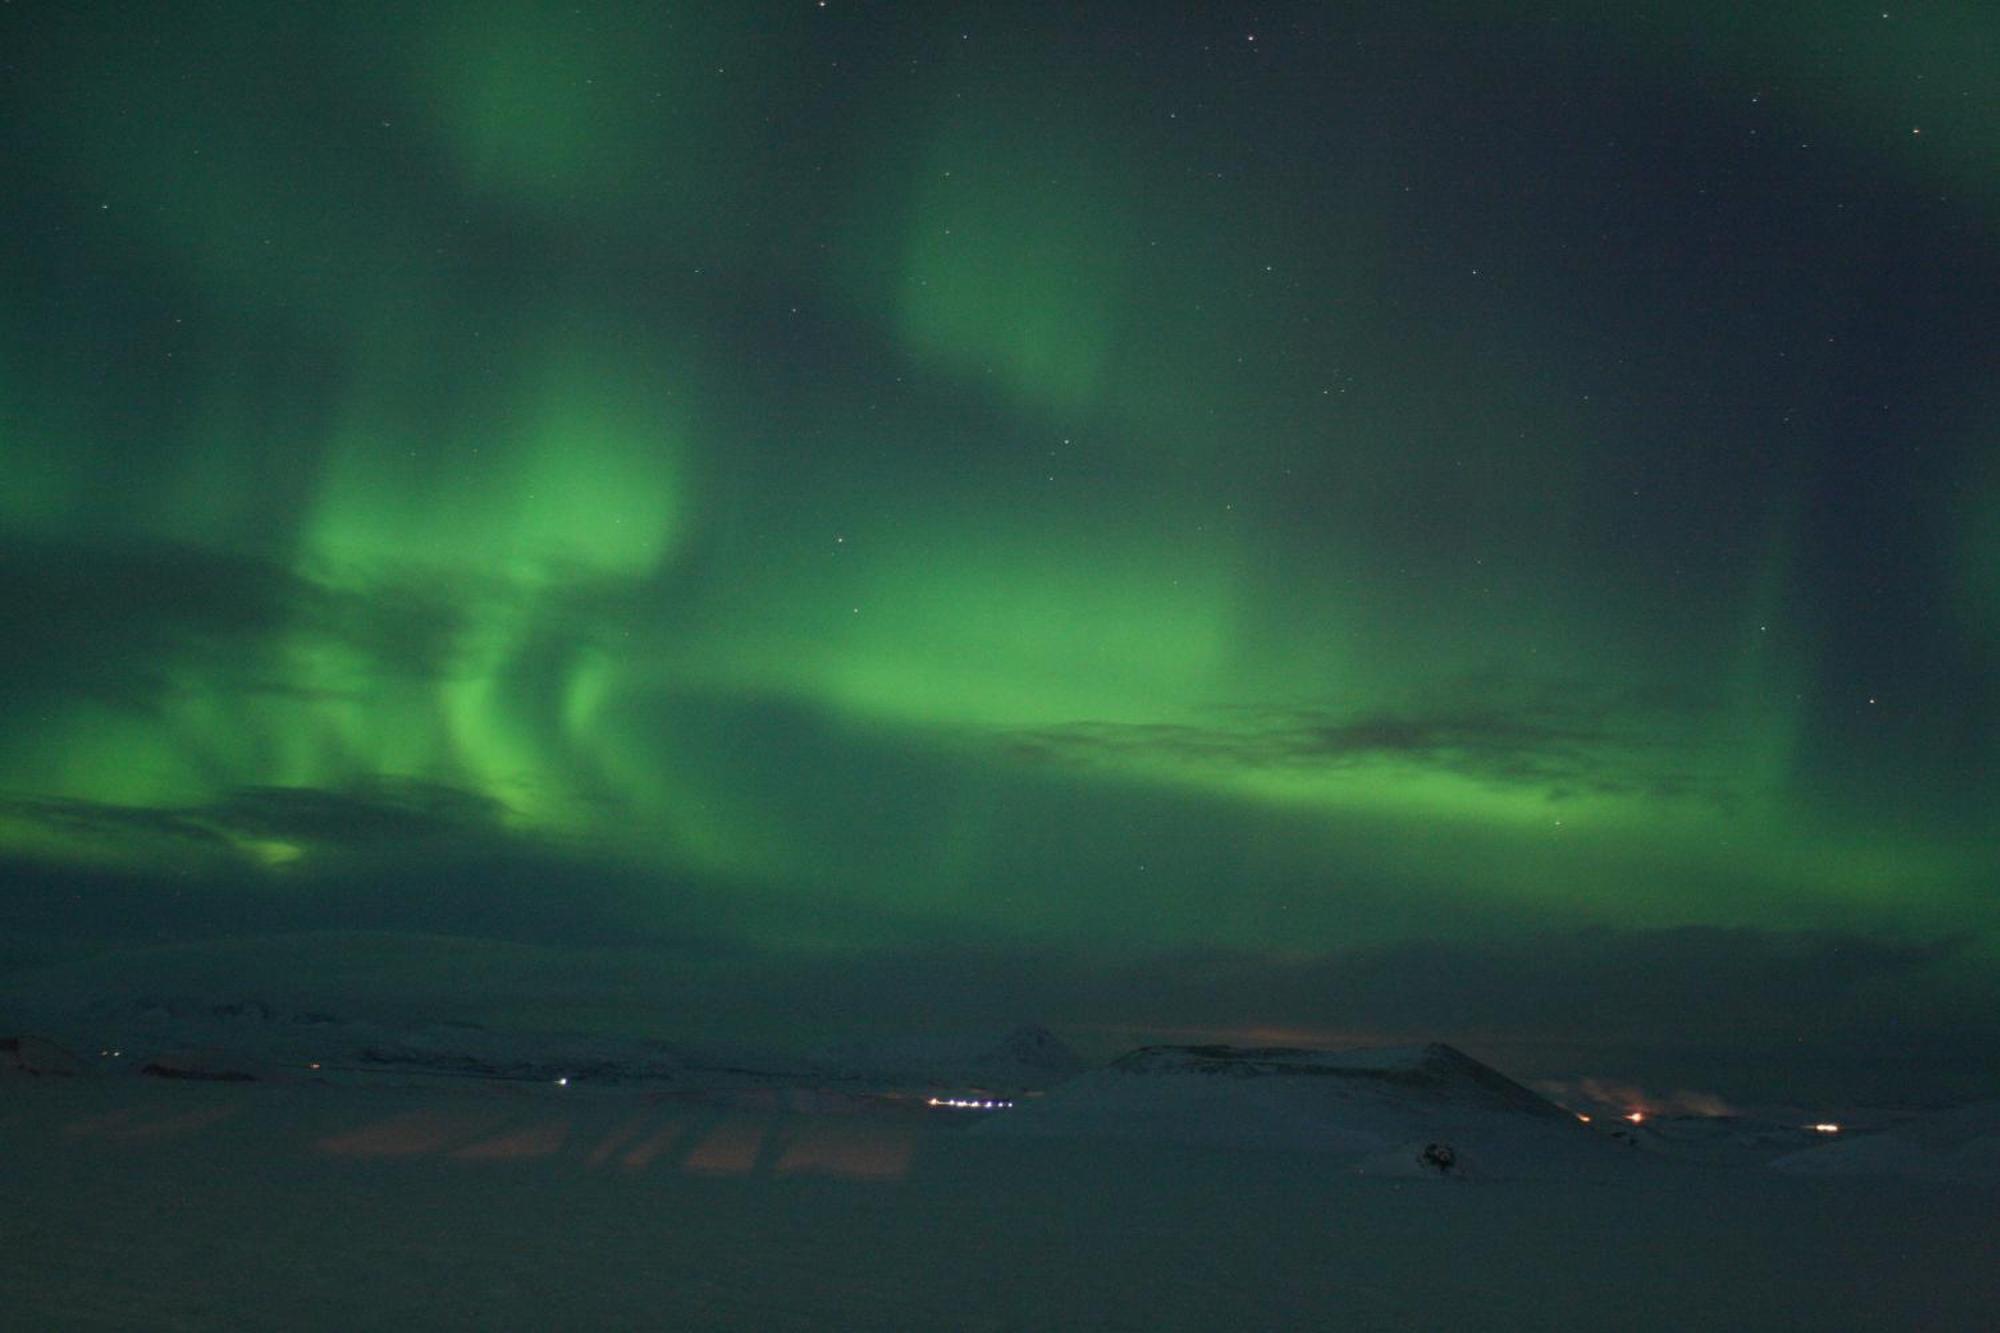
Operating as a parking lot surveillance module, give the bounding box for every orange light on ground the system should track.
[583,1114,653,1169]
[1810,1123,1841,1134]
[681,1118,769,1176]
[774,1120,917,1182]
[1576,1114,1591,1123]
[1624,1111,1645,1124]
[618,1122,685,1173]
[451,1118,570,1161]
[109,1106,240,1143]
[316,1108,505,1158]
[63,1104,240,1143]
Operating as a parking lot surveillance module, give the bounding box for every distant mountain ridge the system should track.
[974,1040,1615,1176]
[17,997,1085,1093]
[1108,1042,1571,1119]
[810,1023,1084,1089]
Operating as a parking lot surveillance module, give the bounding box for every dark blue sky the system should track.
[1,3,1994,1101]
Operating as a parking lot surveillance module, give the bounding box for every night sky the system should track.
[3,3,1995,1099]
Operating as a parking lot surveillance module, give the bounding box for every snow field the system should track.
[4,1078,1996,1330]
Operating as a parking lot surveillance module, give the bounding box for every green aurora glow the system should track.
[1,3,1994,1090]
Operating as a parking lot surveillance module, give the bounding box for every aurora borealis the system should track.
[2,3,1995,1096]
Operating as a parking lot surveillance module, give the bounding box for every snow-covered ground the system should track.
[5,1026,1997,1328]
[973,1042,1623,1180]
[1774,1100,2000,1182]
[3,1075,1995,1330]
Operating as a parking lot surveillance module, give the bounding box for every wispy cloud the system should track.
[1,779,506,856]
[1002,692,1719,804]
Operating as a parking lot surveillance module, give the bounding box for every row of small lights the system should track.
[536,1079,1023,1103]
[82,1056,1844,1136]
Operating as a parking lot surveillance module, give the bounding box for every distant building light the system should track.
[555,1076,569,1087]
[1810,1122,1840,1134]
[1576,1114,1591,1123]
[1624,1111,1645,1124]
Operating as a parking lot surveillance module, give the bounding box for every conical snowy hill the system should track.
[973,1041,1620,1178]
[1106,1042,1572,1117]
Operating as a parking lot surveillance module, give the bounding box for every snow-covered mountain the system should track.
[810,1024,1084,1090]
[9,997,1092,1095]
[14,996,805,1088]
[972,1041,1625,1178]
[1104,1042,1570,1115]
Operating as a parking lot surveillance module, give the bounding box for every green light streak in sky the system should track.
[304,323,688,583]
[893,101,1130,411]
[823,525,1241,730]
[424,1,662,199]
[1,0,1994,981]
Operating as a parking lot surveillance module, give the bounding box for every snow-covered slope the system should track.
[10,997,1091,1098]
[1,1034,84,1077]
[973,1042,1622,1178]
[1567,1113,1841,1167]
[4,1075,1995,1330]
[1773,1101,2000,1181]
[17,996,803,1089]
[810,1024,1083,1090]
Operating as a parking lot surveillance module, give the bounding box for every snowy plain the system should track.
[5,1047,1996,1329]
